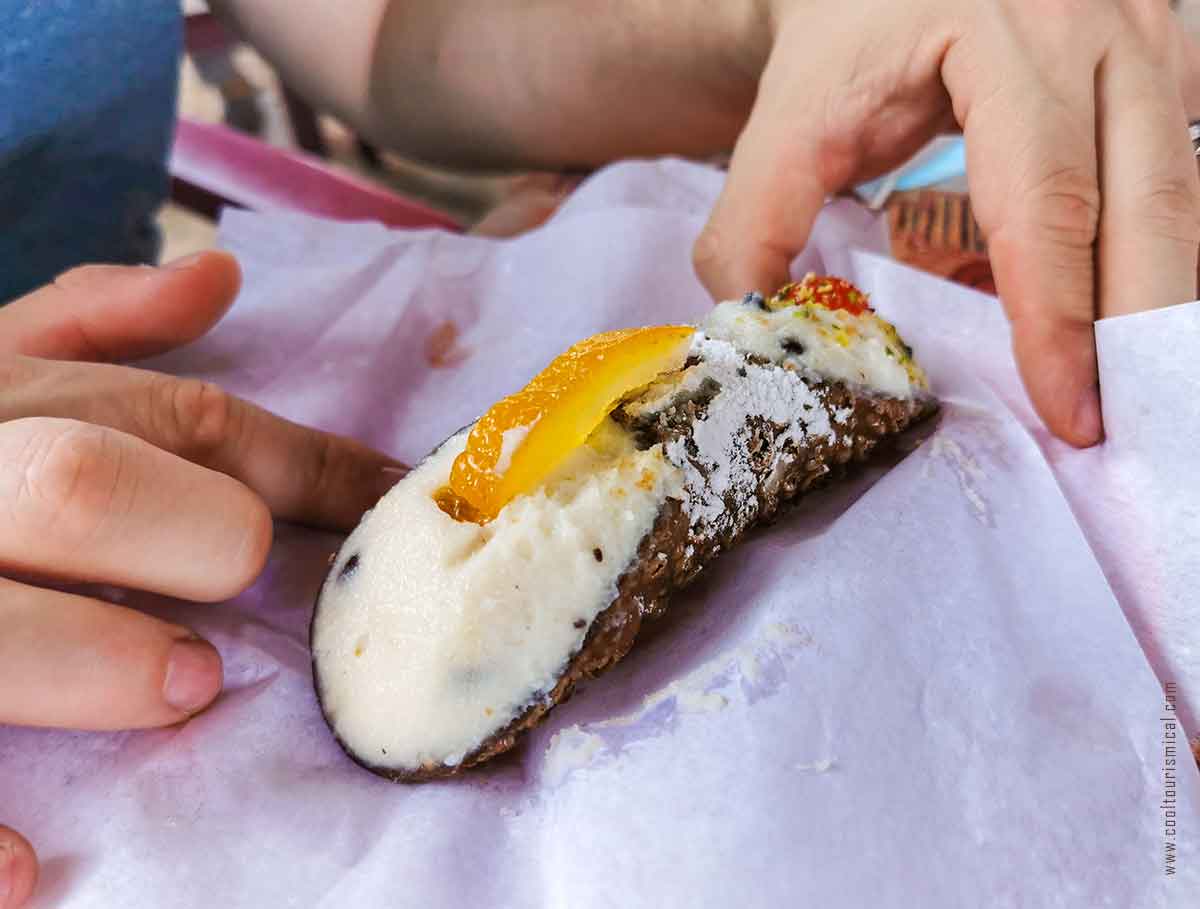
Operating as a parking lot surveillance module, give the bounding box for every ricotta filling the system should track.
[312,422,682,770]
[702,298,926,399]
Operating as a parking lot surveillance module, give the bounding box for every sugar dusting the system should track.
[663,337,834,533]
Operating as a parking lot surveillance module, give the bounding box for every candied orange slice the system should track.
[441,325,695,522]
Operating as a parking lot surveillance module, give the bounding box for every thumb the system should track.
[0,825,37,909]
[0,250,241,362]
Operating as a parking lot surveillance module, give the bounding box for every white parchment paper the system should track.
[2,159,1197,907]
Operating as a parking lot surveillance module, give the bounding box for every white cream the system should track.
[702,299,927,399]
[312,422,683,771]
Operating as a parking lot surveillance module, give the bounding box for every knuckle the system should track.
[1019,165,1102,250]
[300,431,341,502]
[1119,0,1174,48]
[1010,0,1111,49]
[161,378,238,460]
[0,355,36,395]
[19,422,126,541]
[1129,173,1200,245]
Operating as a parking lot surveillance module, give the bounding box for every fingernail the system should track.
[163,639,223,714]
[164,251,209,271]
[1072,383,1104,446]
[0,841,12,903]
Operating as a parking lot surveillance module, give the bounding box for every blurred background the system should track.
[165,0,1200,284]
[166,0,544,258]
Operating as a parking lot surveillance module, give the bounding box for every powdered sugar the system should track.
[660,337,833,533]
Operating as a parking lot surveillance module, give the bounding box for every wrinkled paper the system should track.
[2,159,1197,907]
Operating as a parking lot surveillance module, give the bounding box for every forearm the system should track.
[211,0,772,171]
[368,1,771,169]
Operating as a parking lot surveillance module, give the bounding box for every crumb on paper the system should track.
[674,690,729,714]
[543,727,606,785]
[425,319,472,369]
[589,621,815,734]
[924,429,994,527]
[792,757,837,773]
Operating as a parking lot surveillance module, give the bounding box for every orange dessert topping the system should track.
[438,325,695,523]
[771,274,870,316]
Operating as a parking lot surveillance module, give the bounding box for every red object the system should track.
[169,118,463,232]
[182,11,232,55]
[887,191,995,294]
[779,275,870,315]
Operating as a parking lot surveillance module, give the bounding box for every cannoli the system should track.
[311,276,937,780]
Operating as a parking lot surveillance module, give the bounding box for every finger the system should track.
[944,21,1106,446]
[3,363,405,532]
[1173,25,1200,117]
[692,36,836,301]
[470,173,581,237]
[0,251,240,361]
[0,826,37,909]
[0,576,222,730]
[144,386,405,531]
[1096,11,1200,319]
[470,192,561,237]
[0,418,271,602]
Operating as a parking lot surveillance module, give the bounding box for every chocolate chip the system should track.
[736,366,747,378]
[593,547,604,562]
[338,553,360,582]
[742,291,767,310]
[573,619,587,629]
[781,337,806,356]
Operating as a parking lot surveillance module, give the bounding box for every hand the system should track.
[695,0,1200,447]
[0,252,404,907]
[0,827,35,909]
[470,173,583,237]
